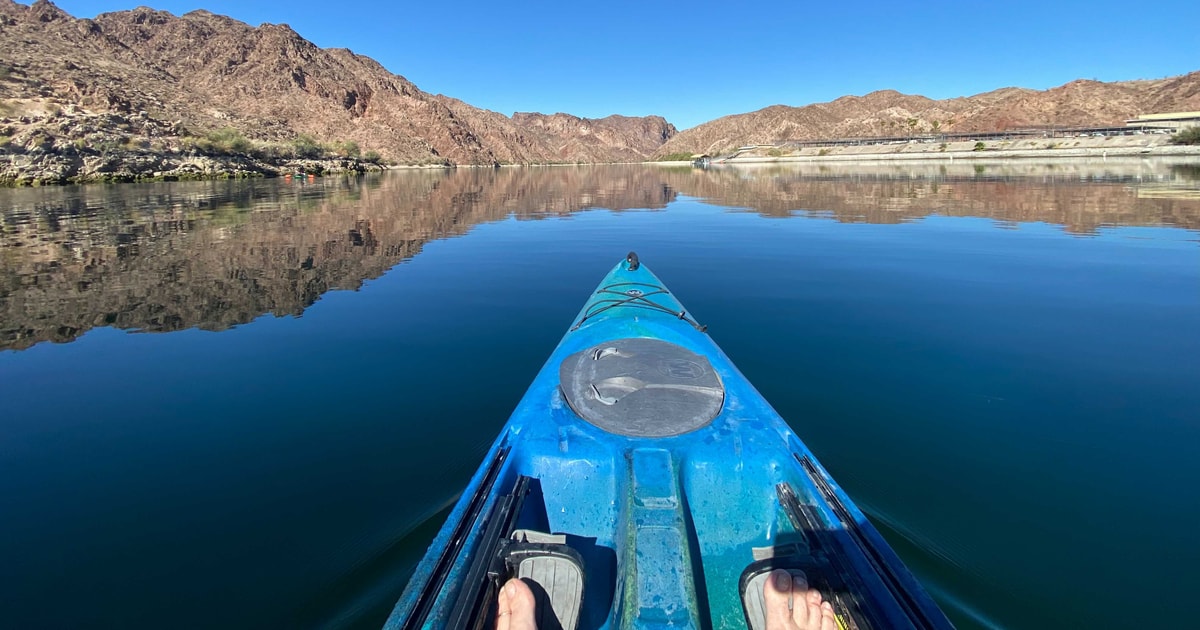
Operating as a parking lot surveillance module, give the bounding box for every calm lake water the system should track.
[1,161,1198,629]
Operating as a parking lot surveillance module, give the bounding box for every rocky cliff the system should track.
[0,0,677,184]
[657,73,1200,156]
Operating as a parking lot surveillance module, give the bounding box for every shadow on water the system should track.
[298,500,455,629]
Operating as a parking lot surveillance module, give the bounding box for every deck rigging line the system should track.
[571,282,707,332]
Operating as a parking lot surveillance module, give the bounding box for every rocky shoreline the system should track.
[0,106,387,186]
[1,151,388,186]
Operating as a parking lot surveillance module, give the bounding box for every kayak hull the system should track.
[386,255,951,630]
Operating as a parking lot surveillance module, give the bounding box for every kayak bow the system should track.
[385,253,952,630]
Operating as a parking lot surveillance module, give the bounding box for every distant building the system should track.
[1126,112,1200,130]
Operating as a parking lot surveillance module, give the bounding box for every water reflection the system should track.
[679,159,1200,229]
[0,168,673,351]
[2,160,1198,351]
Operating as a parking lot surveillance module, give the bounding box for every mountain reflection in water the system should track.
[2,160,1198,351]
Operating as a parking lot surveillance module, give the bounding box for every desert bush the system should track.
[973,142,986,152]
[330,140,360,158]
[363,150,382,163]
[204,127,252,154]
[818,148,830,157]
[291,134,323,159]
[1169,127,1200,145]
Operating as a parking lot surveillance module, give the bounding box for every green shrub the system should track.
[766,148,783,157]
[1169,127,1200,145]
[291,134,323,159]
[331,140,360,158]
[364,150,382,163]
[972,141,986,152]
[817,148,830,156]
[202,127,252,154]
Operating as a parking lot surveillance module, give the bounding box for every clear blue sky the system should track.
[49,0,1200,130]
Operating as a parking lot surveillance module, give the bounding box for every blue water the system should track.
[1,163,1198,628]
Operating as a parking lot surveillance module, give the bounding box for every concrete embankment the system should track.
[711,136,1200,165]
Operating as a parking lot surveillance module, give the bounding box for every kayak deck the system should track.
[386,254,950,630]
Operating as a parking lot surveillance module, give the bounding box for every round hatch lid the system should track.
[559,338,724,437]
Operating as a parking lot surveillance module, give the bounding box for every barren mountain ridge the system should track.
[657,74,1200,156]
[2,0,1197,171]
[0,0,676,168]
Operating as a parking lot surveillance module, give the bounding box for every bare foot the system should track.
[495,578,538,630]
[763,569,837,630]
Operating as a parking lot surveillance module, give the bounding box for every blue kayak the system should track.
[385,253,952,630]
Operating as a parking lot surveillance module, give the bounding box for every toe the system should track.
[806,600,825,630]
[786,572,812,628]
[497,578,537,630]
[496,583,512,630]
[820,601,837,630]
[763,569,795,630]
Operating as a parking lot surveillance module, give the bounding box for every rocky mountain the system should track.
[657,73,1200,156]
[433,100,676,164]
[0,0,677,175]
[2,0,1196,177]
